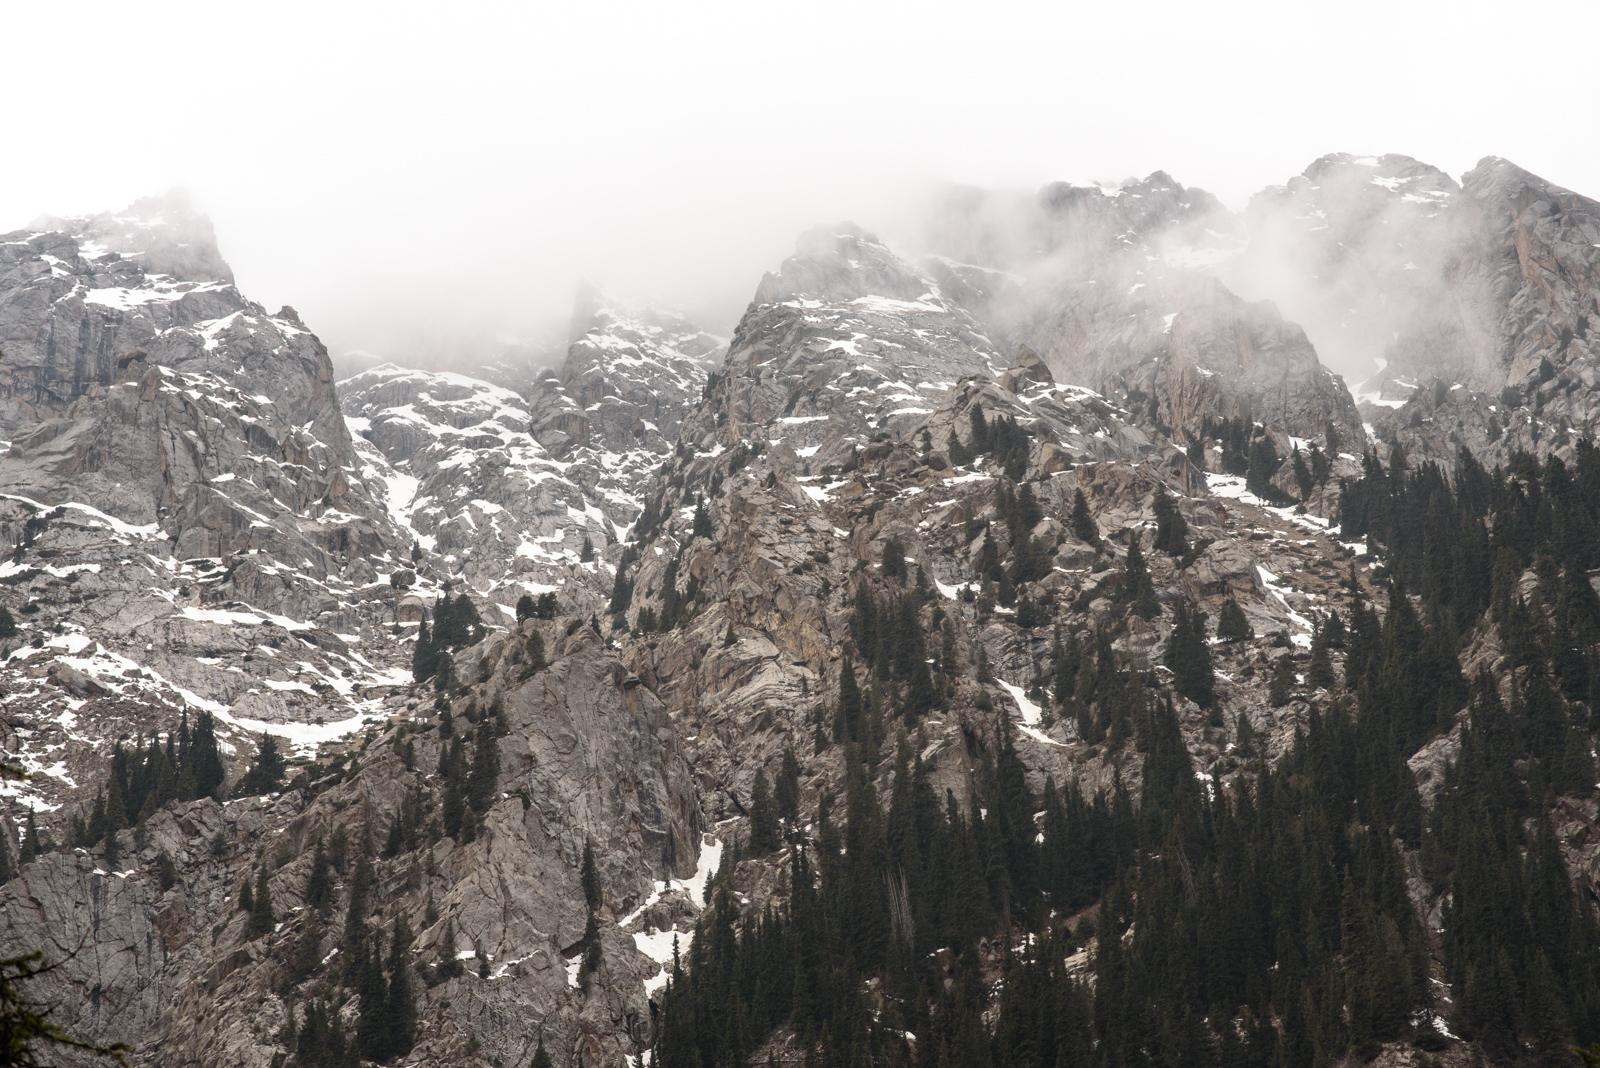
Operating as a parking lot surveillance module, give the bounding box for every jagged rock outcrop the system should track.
[688,223,1005,473]
[0,201,414,833]
[1231,153,1600,468]
[527,286,721,468]
[606,225,1349,841]
[921,174,1367,452]
[339,363,610,612]
[0,193,352,468]
[338,291,722,618]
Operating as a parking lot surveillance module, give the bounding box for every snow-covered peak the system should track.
[21,190,235,286]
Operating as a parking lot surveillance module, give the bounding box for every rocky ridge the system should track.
[920,173,1368,459]
[337,290,723,621]
[3,163,1599,1068]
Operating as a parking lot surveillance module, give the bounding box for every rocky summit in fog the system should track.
[4,155,1600,1068]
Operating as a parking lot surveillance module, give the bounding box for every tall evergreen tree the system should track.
[356,928,390,1059]
[775,748,801,824]
[411,613,438,683]
[1070,489,1098,545]
[466,719,500,813]
[1119,532,1159,619]
[1215,598,1252,642]
[247,865,275,937]
[1268,653,1295,706]
[1163,601,1214,708]
[386,917,417,1058]
[1152,485,1190,557]
[581,838,602,914]
[749,768,779,854]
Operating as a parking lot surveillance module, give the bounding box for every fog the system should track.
[2,1,1596,373]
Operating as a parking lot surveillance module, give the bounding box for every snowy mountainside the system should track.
[698,222,1008,471]
[10,159,1600,1068]
[0,192,353,466]
[1228,152,1474,401]
[0,201,421,822]
[527,286,722,473]
[1336,156,1600,469]
[338,291,722,620]
[1180,153,1600,469]
[340,363,616,616]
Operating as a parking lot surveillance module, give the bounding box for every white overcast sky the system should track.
[3,1,1597,362]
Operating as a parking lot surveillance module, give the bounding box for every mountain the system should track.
[5,161,1600,1068]
[919,173,1368,478]
[336,289,721,619]
[0,197,426,822]
[1226,153,1600,468]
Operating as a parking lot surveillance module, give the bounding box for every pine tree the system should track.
[232,732,286,798]
[516,594,537,621]
[692,497,714,540]
[522,630,548,677]
[1268,654,1295,706]
[442,782,465,839]
[881,536,908,582]
[356,928,390,1059]
[412,613,438,683]
[1071,489,1098,545]
[155,850,176,891]
[749,768,779,854]
[1216,598,1252,641]
[387,917,417,1058]
[291,913,323,983]
[18,809,37,864]
[1120,531,1159,619]
[775,748,801,823]
[608,567,634,615]
[1246,434,1283,501]
[970,402,990,453]
[248,865,275,937]
[1307,624,1336,691]
[947,428,974,467]
[466,719,500,813]
[581,838,602,913]
[835,658,863,744]
[1163,601,1214,708]
[0,604,16,638]
[579,534,595,562]
[1291,447,1313,499]
[1152,485,1189,556]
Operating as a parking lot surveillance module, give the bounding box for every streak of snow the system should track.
[996,680,1067,747]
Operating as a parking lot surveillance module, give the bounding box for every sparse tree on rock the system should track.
[749,768,779,854]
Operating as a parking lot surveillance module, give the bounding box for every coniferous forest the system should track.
[652,443,1600,1068]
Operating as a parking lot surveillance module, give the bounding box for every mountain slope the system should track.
[4,166,1600,1068]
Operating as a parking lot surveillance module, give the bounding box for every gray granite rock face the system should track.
[526,287,721,496]
[0,201,416,853]
[0,196,352,472]
[0,622,702,1068]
